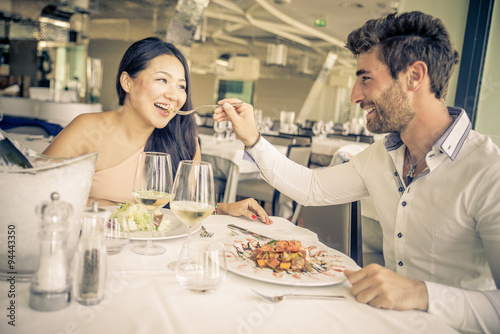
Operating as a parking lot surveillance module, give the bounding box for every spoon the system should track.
[176,102,244,115]
[251,289,346,303]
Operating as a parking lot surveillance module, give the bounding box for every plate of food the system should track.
[104,204,201,240]
[221,236,359,286]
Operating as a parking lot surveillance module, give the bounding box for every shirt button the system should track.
[394,172,398,177]
[402,201,407,207]
[398,187,403,192]
[398,261,403,266]
[397,232,403,238]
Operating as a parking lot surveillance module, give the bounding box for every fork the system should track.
[200,225,214,238]
[251,289,345,303]
[176,102,244,115]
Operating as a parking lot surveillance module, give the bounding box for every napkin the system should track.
[223,216,319,244]
[255,221,319,244]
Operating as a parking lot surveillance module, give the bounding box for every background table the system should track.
[310,137,369,167]
[0,212,458,334]
[199,133,288,176]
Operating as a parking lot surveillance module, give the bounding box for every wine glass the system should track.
[312,120,323,137]
[224,121,233,141]
[105,218,130,255]
[213,121,227,142]
[131,152,173,256]
[170,160,215,250]
[175,240,226,294]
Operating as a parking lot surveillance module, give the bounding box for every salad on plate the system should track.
[110,203,172,232]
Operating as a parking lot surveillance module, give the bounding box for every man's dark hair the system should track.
[345,11,459,100]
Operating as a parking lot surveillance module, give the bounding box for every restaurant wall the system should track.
[475,1,500,146]
[190,73,316,120]
[88,39,132,111]
[190,72,217,108]
[253,77,316,119]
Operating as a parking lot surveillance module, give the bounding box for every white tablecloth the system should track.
[199,133,288,175]
[0,213,458,334]
[310,137,370,166]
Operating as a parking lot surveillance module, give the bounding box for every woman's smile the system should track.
[154,102,175,117]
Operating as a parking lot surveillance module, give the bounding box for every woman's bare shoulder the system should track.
[43,111,118,158]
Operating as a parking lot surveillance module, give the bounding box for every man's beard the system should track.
[365,80,415,134]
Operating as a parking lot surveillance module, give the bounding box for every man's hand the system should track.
[213,98,260,147]
[344,263,429,311]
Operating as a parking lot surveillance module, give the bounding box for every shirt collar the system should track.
[384,107,472,161]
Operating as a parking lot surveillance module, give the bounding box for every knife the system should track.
[227,224,272,241]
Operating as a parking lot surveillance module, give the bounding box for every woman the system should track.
[43,37,270,223]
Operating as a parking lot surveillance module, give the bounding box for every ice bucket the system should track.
[0,132,97,280]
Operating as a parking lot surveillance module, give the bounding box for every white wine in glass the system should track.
[170,201,214,228]
[131,152,173,256]
[169,161,215,267]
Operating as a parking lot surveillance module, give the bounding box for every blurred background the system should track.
[0,0,498,144]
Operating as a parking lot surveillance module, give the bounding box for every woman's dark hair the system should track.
[116,37,197,177]
[345,11,459,100]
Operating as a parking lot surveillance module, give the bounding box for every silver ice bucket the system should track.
[0,132,97,280]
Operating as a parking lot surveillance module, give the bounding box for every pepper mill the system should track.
[29,192,73,312]
[73,201,110,305]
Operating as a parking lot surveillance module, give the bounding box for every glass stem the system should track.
[147,210,154,248]
[187,226,192,259]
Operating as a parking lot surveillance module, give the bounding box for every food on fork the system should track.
[155,102,175,114]
[250,240,312,272]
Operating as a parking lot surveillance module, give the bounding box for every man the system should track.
[215,11,500,333]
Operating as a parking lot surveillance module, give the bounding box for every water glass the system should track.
[213,121,227,142]
[280,110,295,133]
[105,218,130,255]
[175,240,226,294]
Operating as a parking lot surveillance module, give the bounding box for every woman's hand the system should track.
[213,98,260,148]
[217,198,273,224]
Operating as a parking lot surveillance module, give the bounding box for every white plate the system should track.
[103,206,201,240]
[221,235,358,286]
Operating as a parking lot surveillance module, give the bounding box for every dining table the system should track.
[198,133,288,178]
[0,210,459,334]
[309,136,371,167]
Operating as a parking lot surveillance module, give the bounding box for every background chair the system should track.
[0,115,62,136]
[263,133,312,146]
[236,143,311,220]
[301,201,363,267]
[299,147,384,268]
[262,133,295,146]
[201,152,240,203]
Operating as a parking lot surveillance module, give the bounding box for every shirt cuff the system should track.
[425,281,483,333]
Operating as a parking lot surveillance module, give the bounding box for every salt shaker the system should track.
[73,201,110,305]
[29,192,73,311]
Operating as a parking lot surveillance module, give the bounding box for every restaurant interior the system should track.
[0,0,499,333]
